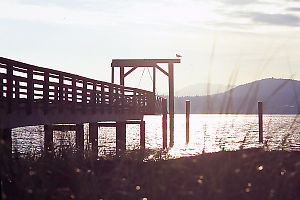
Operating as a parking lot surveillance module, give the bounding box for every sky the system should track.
[0,0,300,94]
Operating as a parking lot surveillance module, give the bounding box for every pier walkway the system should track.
[0,57,163,129]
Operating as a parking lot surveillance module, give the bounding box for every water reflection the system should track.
[12,114,300,158]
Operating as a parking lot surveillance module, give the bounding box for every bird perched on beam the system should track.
[176,54,182,58]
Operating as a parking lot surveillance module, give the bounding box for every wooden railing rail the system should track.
[0,57,163,115]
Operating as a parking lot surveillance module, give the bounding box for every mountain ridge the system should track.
[174,78,300,114]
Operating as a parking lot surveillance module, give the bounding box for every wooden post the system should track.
[0,73,3,102]
[140,121,145,149]
[59,74,64,113]
[44,125,54,152]
[6,64,13,114]
[75,124,84,153]
[168,63,174,147]
[116,121,126,154]
[120,66,124,86]
[186,100,190,144]
[15,80,20,110]
[0,129,12,158]
[92,82,97,113]
[111,65,114,83]
[101,84,105,113]
[258,102,263,143]
[27,68,33,115]
[43,71,49,114]
[72,77,77,114]
[153,66,156,94]
[162,99,168,149]
[82,80,87,113]
[89,122,98,155]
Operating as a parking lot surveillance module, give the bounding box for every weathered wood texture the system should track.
[0,57,164,129]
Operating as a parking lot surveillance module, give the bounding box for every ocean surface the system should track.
[12,114,300,158]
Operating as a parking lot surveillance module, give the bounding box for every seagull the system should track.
[176,54,182,58]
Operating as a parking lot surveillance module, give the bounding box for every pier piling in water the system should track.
[116,122,126,154]
[0,128,12,158]
[140,121,146,149]
[75,124,84,153]
[162,99,168,149]
[186,100,190,144]
[89,122,98,155]
[258,102,263,143]
[168,63,175,147]
[44,125,54,152]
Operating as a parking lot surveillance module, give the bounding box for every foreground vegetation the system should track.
[1,146,300,200]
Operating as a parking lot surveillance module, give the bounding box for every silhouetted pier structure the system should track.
[0,57,180,155]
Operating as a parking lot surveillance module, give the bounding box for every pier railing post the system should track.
[186,100,190,144]
[43,71,49,114]
[27,68,34,115]
[162,99,168,149]
[6,64,13,114]
[258,102,263,143]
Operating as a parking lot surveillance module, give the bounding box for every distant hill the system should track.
[175,78,300,114]
[175,83,234,97]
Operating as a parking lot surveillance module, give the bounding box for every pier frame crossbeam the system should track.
[111,59,180,147]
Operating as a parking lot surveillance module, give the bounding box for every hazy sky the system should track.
[1,0,300,94]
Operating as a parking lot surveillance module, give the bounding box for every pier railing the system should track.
[0,57,163,116]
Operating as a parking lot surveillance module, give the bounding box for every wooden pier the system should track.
[0,57,180,155]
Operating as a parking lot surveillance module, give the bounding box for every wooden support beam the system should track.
[111,64,114,83]
[44,125,54,152]
[120,66,125,86]
[168,63,175,147]
[258,102,263,143]
[153,66,156,94]
[112,59,181,67]
[97,122,117,127]
[89,122,98,155]
[186,100,190,144]
[140,121,145,149]
[124,66,138,77]
[155,65,169,76]
[52,125,77,131]
[162,99,168,149]
[75,124,84,153]
[116,121,126,154]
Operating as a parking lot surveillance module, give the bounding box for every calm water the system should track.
[12,114,300,158]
